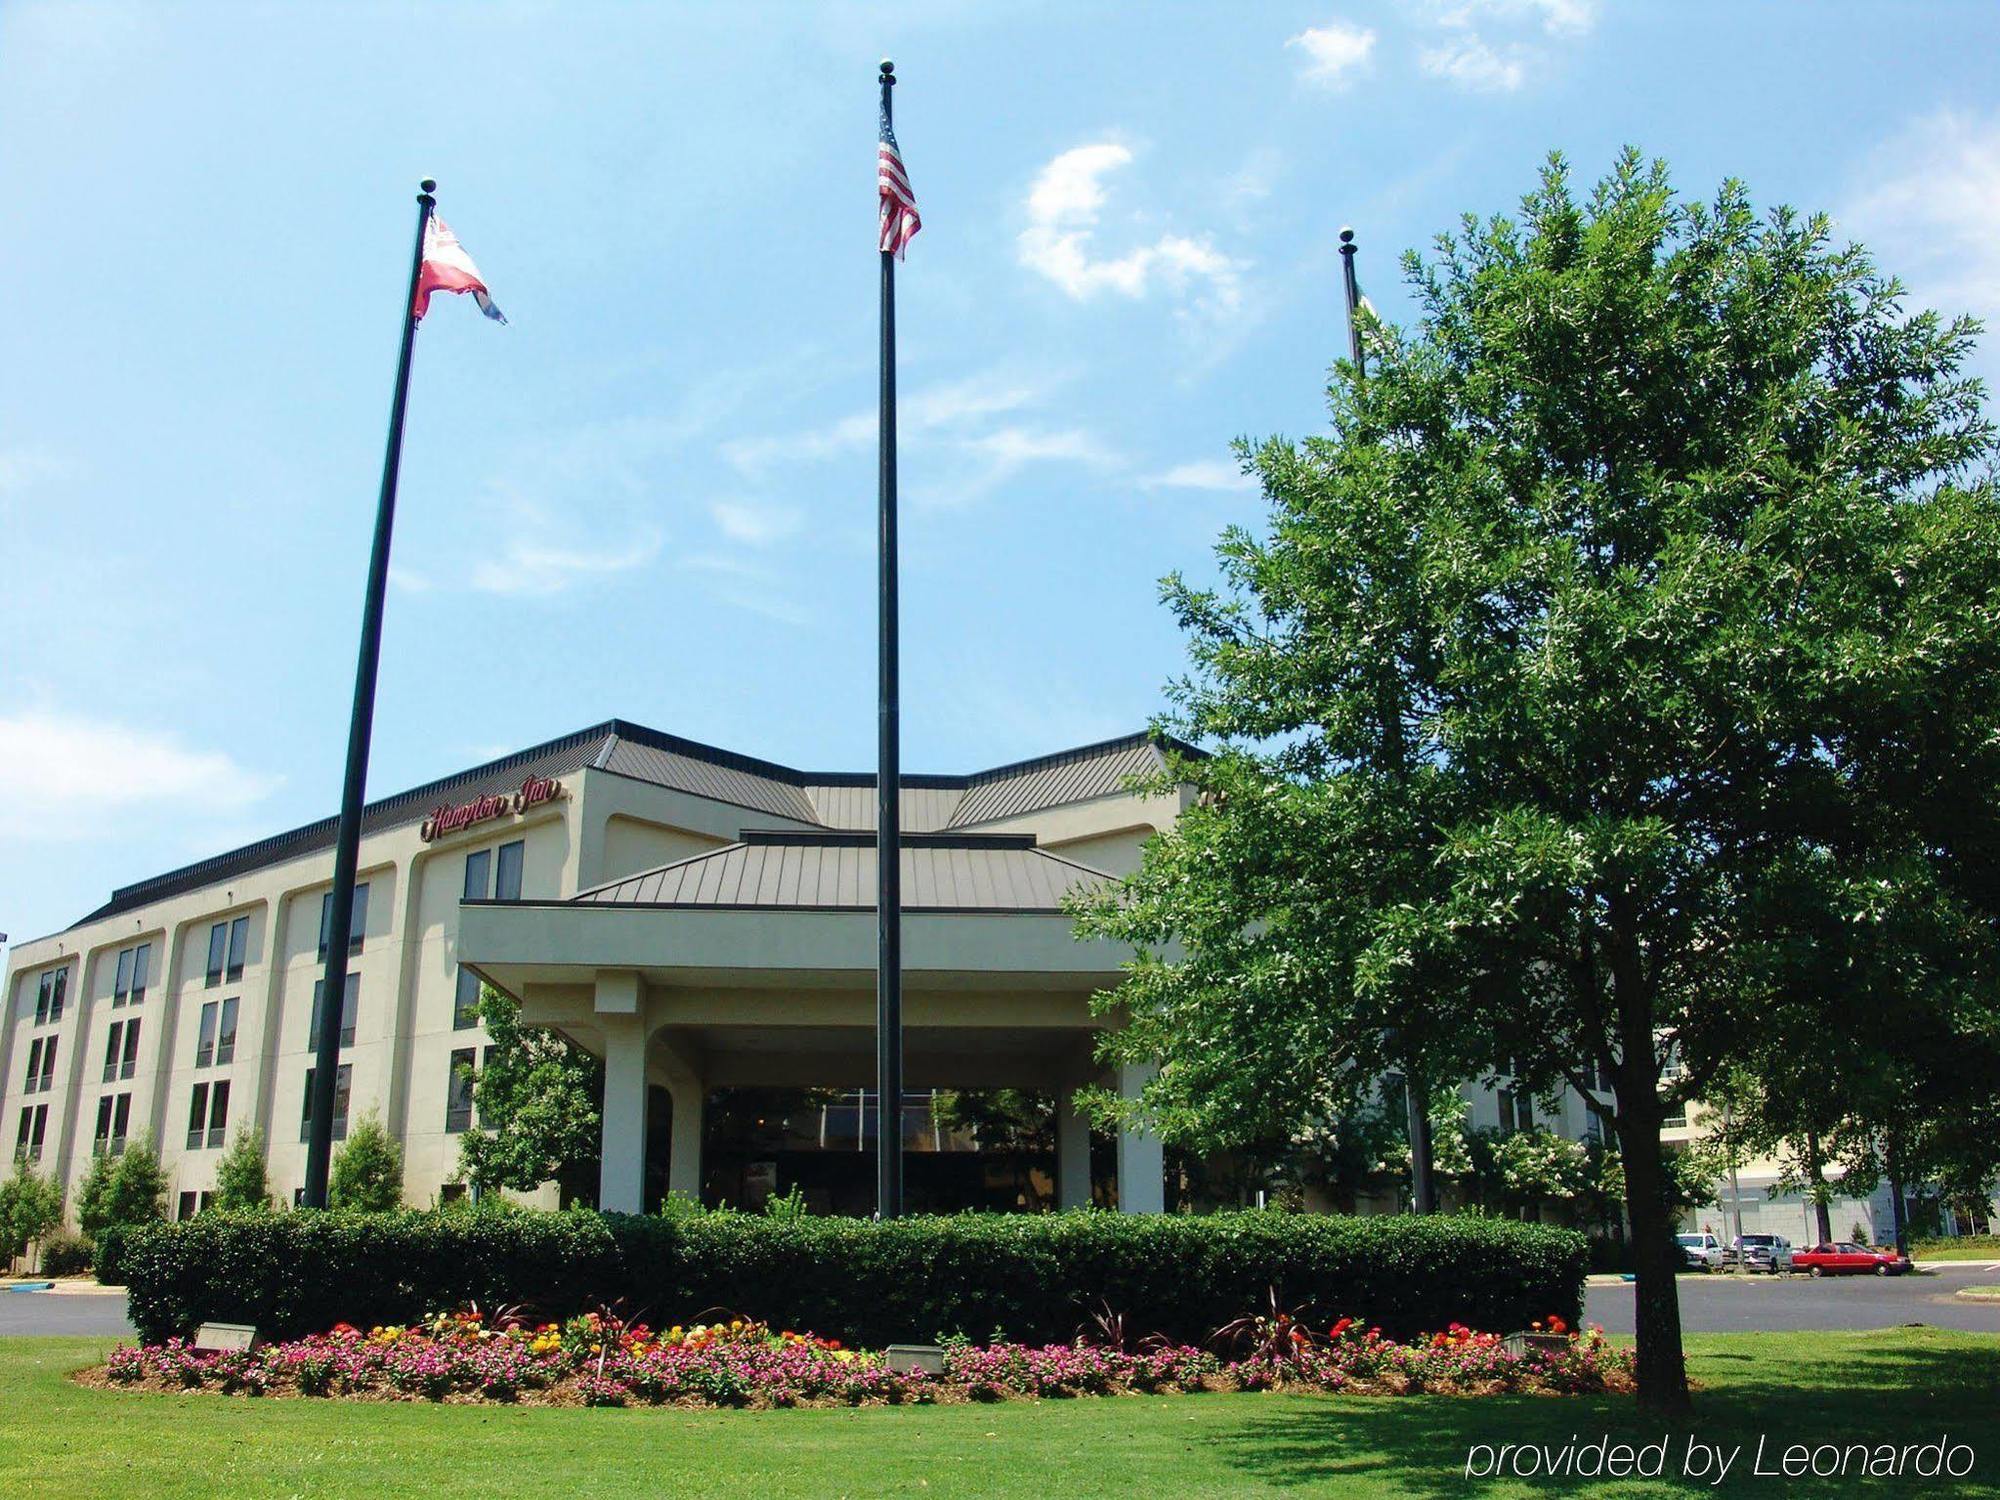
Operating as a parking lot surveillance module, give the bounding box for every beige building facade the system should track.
[2,720,1189,1220]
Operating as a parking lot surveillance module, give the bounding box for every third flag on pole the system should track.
[413,215,507,323]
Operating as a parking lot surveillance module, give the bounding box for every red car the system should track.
[1793,1242,1911,1277]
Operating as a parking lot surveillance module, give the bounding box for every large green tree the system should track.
[458,984,602,1203]
[1076,151,2000,1413]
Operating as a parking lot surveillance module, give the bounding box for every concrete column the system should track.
[1056,1088,1092,1210]
[655,1040,706,1205]
[1115,1061,1164,1214]
[668,1085,704,1201]
[595,971,646,1214]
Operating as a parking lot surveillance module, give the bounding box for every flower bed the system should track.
[87,1306,1633,1408]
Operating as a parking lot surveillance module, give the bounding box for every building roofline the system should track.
[54,717,1190,938]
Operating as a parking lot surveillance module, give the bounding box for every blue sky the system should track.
[4,1,1998,954]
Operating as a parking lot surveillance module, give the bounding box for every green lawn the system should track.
[2,1330,1996,1498]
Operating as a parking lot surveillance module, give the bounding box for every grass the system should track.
[1918,1243,2000,1262]
[1,1330,1997,1498]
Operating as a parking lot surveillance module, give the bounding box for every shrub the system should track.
[213,1128,272,1213]
[329,1114,404,1212]
[119,1208,1585,1347]
[39,1231,94,1277]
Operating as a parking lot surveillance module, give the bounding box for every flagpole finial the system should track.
[879,58,895,82]
[1339,226,1355,252]
[419,178,437,206]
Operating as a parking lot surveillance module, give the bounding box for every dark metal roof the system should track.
[570,830,1115,912]
[68,720,1194,931]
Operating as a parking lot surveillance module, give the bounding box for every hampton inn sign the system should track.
[419,775,566,842]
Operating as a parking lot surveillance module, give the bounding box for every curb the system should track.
[1952,1288,2000,1303]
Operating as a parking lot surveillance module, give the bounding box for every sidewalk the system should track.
[1,1277,126,1296]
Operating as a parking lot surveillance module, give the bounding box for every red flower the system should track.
[1547,1314,1568,1335]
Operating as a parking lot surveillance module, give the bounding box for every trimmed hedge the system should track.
[120,1208,1586,1348]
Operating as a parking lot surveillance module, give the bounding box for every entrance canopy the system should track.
[457,829,1164,1213]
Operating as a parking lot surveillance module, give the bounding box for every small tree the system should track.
[103,1135,168,1229]
[459,984,602,1202]
[0,1162,65,1268]
[329,1112,404,1212]
[75,1151,116,1240]
[212,1127,271,1213]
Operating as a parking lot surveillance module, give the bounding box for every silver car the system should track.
[1677,1232,1724,1271]
[1726,1234,1794,1273]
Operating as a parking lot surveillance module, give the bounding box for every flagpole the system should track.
[1337,226,1366,377]
[1342,224,1434,1212]
[875,58,905,1221]
[302,177,435,1209]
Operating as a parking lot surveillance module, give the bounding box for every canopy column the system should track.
[1115,1061,1164,1213]
[596,970,647,1214]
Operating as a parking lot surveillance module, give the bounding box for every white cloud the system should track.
[0,710,281,842]
[710,498,803,547]
[388,566,435,594]
[1141,459,1258,494]
[468,530,663,597]
[1420,35,1528,91]
[1845,109,2000,333]
[1017,144,1245,314]
[678,553,813,626]
[1288,19,1377,87]
[1428,0,1597,35]
[0,447,70,496]
[721,370,1045,477]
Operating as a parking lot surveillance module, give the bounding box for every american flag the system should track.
[878,102,921,259]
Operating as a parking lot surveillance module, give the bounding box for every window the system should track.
[1584,1110,1604,1146]
[34,966,69,1025]
[15,1104,47,1162]
[445,1048,477,1132]
[310,974,360,1050]
[494,840,524,901]
[318,884,369,959]
[96,1092,132,1155]
[195,997,239,1068]
[205,915,251,987]
[207,1079,230,1148]
[216,997,238,1065]
[187,1080,229,1150]
[1500,1086,1535,1135]
[187,1083,209,1151]
[1662,1105,1690,1129]
[463,840,524,902]
[24,1036,57,1094]
[178,1191,198,1221]
[112,942,152,1006]
[300,1063,352,1142]
[453,966,483,1030]
[103,1019,140,1082]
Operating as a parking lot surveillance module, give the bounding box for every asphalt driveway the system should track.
[1585,1259,2000,1335]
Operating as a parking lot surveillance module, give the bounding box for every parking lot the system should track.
[1585,1259,2000,1334]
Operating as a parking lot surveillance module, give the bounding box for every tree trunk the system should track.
[1806,1130,1833,1244]
[1616,1107,1692,1416]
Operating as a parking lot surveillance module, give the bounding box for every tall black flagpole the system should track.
[875,59,905,1220]
[302,178,435,1209]
[1341,224,1434,1213]
[1337,226,1366,376]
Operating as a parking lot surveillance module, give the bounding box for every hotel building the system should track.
[2,719,1194,1219]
